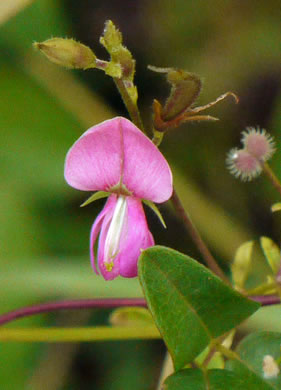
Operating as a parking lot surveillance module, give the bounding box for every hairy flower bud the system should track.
[241,127,275,162]
[226,148,262,181]
[226,127,276,182]
[149,66,202,122]
[100,20,135,80]
[34,38,96,69]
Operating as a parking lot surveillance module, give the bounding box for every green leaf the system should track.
[227,331,281,389]
[164,368,274,389]
[109,307,154,327]
[138,246,259,371]
[260,237,280,275]
[209,367,274,390]
[164,369,205,390]
[231,240,254,288]
[225,360,276,389]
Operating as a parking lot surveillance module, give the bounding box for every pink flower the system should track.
[64,117,173,280]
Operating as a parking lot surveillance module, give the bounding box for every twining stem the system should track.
[0,298,146,326]
[263,163,281,198]
[170,189,229,284]
[113,78,144,132]
[0,294,278,327]
[251,295,280,306]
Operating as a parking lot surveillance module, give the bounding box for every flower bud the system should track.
[100,20,135,81]
[149,66,202,122]
[241,127,275,162]
[100,20,122,53]
[226,148,262,181]
[34,38,96,69]
[163,69,202,121]
[226,127,276,182]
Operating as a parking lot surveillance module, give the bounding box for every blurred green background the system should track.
[0,0,280,388]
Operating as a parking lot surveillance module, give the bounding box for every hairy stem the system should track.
[113,78,144,132]
[170,189,229,284]
[263,163,281,197]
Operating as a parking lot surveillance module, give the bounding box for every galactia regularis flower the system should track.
[64,117,173,280]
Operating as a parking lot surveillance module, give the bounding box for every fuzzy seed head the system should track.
[242,127,275,162]
[226,148,262,181]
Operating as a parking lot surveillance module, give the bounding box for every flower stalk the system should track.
[263,162,281,198]
[113,77,144,132]
[250,295,281,306]
[170,190,229,284]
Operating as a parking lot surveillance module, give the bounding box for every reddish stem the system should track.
[0,295,280,327]
[250,295,280,306]
[171,190,229,283]
[0,298,146,326]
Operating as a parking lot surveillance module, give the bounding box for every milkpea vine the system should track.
[0,19,280,390]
